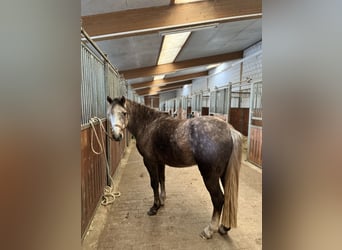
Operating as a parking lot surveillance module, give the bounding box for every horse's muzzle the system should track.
[112,132,123,141]
[111,131,123,141]
[112,124,124,141]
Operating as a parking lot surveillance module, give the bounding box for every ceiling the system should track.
[81,0,262,97]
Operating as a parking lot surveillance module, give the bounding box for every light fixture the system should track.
[159,23,219,36]
[155,22,218,82]
[153,74,165,81]
[157,32,191,65]
[206,63,221,70]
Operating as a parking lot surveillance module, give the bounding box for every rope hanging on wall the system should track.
[89,117,121,206]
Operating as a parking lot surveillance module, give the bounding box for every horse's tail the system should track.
[221,127,243,228]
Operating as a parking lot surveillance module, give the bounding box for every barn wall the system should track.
[208,61,241,90]
[191,77,207,92]
[177,40,262,98]
[174,41,263,106]
[179,84,192,97]
[81,39,131,238]
[159,91,177,102]
[242,41,263,82]
[81,122,107,238]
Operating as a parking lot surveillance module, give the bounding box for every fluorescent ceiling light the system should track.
[153,74,165,81]
[157,32,191,65]
[206,63,221,70]
[159,23,219,36]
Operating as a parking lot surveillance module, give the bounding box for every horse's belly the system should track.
[164,158,196,168]
[157,147,196,167]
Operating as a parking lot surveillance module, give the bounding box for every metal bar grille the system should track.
[81,30,130,240]
[81,43,105,126]
[210,89,228,114]
[247,81,263,167]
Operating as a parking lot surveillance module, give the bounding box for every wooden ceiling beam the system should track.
[82,0,262,39]
[137,87,182,96]
[135,80,191,96]
[136,86,180,96]
[121,51,242,79]
[150,85,186,95]
[159,81,191,90]
[131,71,208,90]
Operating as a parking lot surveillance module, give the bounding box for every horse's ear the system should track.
[120,96,126,105]
[107,96,113,104]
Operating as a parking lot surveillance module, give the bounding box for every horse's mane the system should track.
[125,100,170,137]
[127,99,169,120]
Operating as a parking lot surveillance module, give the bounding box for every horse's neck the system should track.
[126,100,161,137]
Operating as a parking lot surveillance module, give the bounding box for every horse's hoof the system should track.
[147,208,158,216]
[218,225,231,235]
[200,226,213,239]
[200,231,212,239]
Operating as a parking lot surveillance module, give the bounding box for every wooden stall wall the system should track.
[247,81,263,167]
[229,108,249,136]
[81,31,130,239]
[248,126,262,166]
[144,96,160,109]
[186,106,191,116]
[109,129,127,176]
[201,107,209,116]
[81,122,107,236]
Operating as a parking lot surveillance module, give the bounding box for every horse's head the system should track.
[106,96,128,141]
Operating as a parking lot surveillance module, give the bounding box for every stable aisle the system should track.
[83,140,262,249]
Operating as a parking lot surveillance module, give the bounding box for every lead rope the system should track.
[89,117,121,206]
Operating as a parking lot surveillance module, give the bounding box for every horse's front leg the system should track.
[144,159,161,216]
[158,164,166,206]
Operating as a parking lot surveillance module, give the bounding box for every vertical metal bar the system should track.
[81,45,86,125]
[247,81,255,161]
[94,57,98,115]
[90,52,94,119]
[83,47,90,125]
[81,46,85,125]
[199,93,202,114]
[215,91,217,113]
[88,52,92,120]
[100,60,105,117]
[227,85,232,123]
[86,51,92,122]
[103,59,111,186]
[83,47,88,125]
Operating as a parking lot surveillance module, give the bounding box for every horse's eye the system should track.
[122,112,127,116]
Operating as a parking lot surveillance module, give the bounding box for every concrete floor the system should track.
[82,139,262,249]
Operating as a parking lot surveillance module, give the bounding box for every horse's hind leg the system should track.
[199,172,224,239]
[144,159,161,216]
[218,172,231,235]
[158,164,166,206]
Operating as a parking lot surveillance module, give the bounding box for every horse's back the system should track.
[138,116,233,169]
[189,116,233,167]
[141,117,196,167]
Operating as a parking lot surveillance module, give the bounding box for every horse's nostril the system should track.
[112,133,123,141]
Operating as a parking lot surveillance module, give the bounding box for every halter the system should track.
[112,112,129,135]
[114,123,126,131]
[107,101,129,139]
